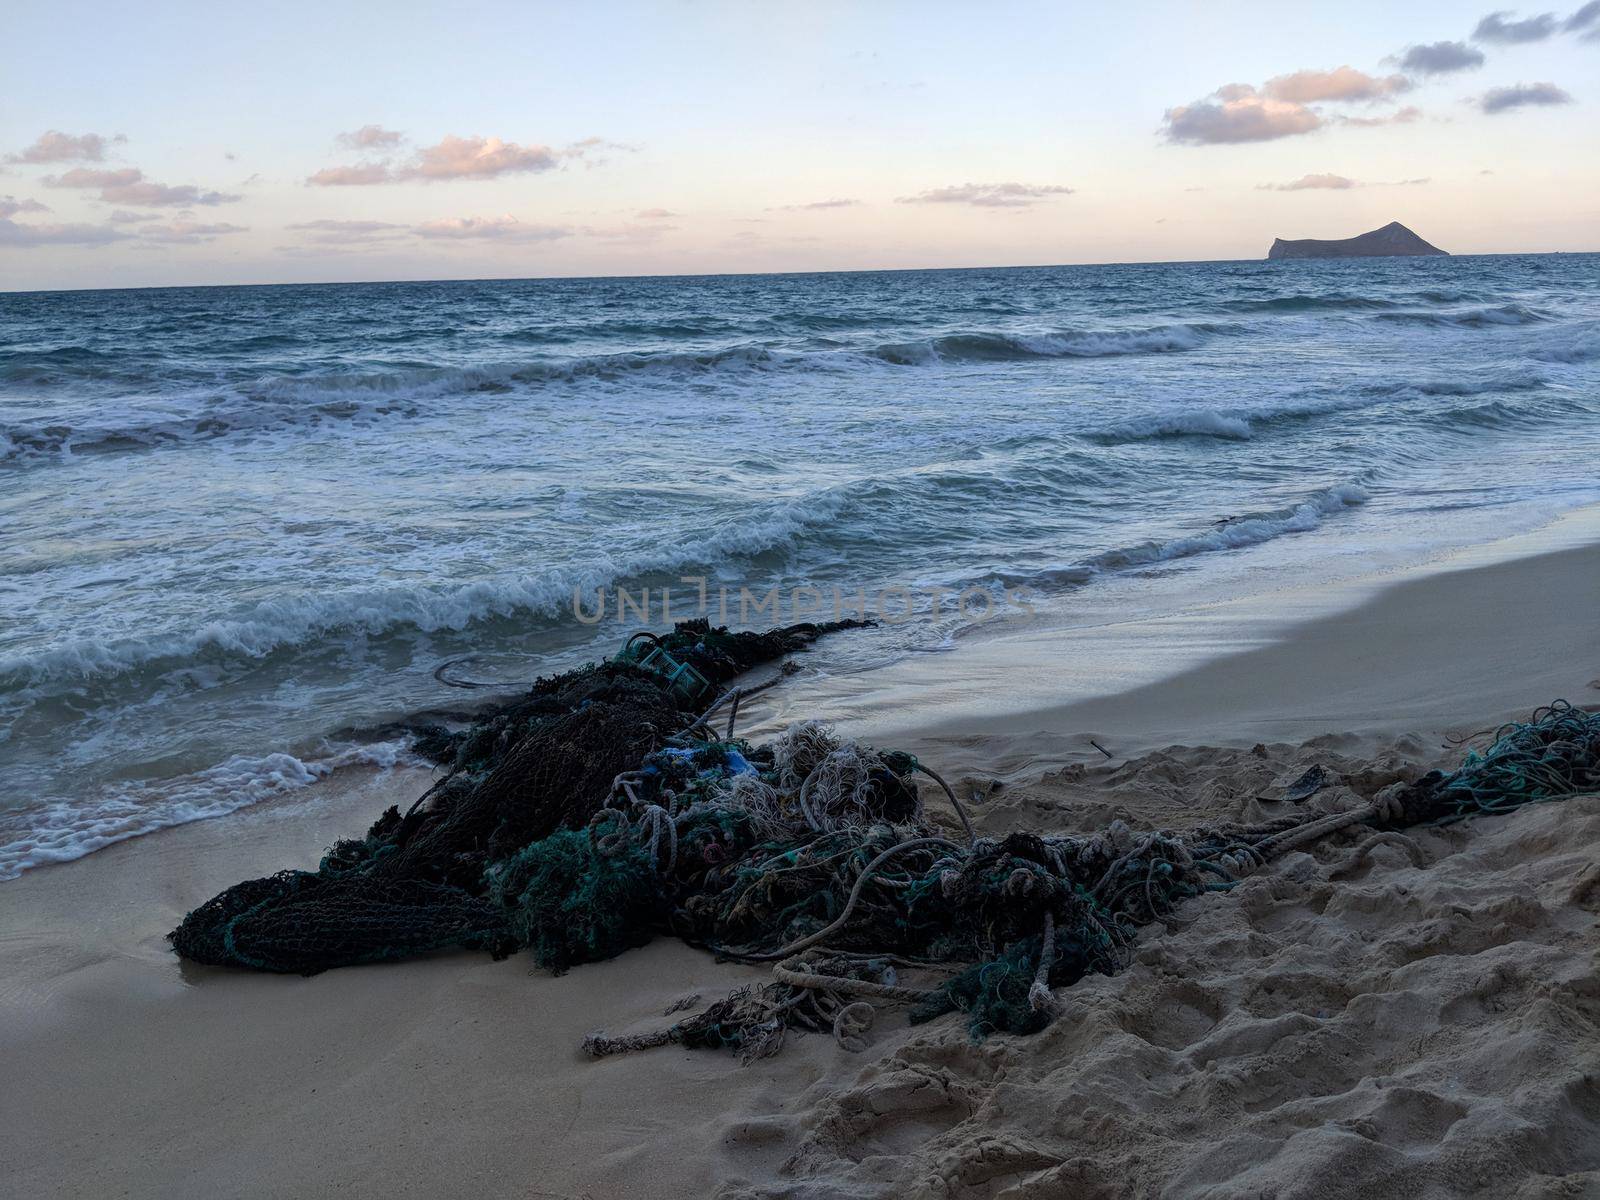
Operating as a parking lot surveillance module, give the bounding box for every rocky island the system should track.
[1267,221,1448,260]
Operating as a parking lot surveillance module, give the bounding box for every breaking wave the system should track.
[0,741,415,880]
[1000,483,1371,589]
[0,323,1215,465]
[0,489,852,690]
[1374,304,1549,328]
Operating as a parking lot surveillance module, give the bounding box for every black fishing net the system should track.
[172,651,1600,1056]
[169,619,867,974]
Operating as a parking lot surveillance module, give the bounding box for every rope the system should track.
[773,956,942,1005]
[913,762,977,844]
[1028,911,1057,1014]
[1329,830,1425,879]
[745,836,961,962]
[582,1027,679,1059]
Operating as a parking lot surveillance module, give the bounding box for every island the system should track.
[1267,221,1448,260]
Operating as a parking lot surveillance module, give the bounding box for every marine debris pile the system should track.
[170,625,1600,1060]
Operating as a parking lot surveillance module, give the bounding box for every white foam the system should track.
[1096,483,1371,569]
[0,488,852,688]
[0,740,416,880]
[1095,411,1256,441]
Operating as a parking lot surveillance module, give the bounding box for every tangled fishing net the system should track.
[171,631,1600,1061]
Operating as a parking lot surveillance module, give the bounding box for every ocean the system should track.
[2,254,1597,877]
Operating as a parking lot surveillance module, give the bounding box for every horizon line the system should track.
[2,248,1592,297]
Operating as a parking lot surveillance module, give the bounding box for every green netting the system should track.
[171,679,1600,1058]
[484,824,661,972]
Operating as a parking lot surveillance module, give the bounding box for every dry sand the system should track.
[2,541,1598,1199]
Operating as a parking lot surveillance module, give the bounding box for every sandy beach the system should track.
[3,539,1598,1199]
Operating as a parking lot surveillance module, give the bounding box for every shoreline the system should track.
[13,496,1594,885]
[737,504,1600,770]
[2,536,1597,1197]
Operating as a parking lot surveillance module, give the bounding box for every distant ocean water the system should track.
[2,255,1598,877]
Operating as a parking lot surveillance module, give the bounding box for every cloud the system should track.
[414,215,572,241]
[1163,85,1323,144]
[42,166,239,206]
[771,198,863,211]
[104,180,241,207]
[581,222,678,242]
[1339,105,1424,127]
[1480,81,1575,112]
[6,131,125,164]
[407,135,558,180]
[1567,0,1600,30]
[1259,173,1431,190]
[1396,40,1488,75]
[106,209,152,224]
[1262,66,1411,103]
[306,163,395,186]
[0,217,127,247]
[337,125,405,150]
[1264,173,1359,190]
[636,207,677,219]
[1473,10,1559,42]
[896,182,1074,207]
[0,196,49,218]
[287,218,407,244]
[307,133,613,186]
[137,220,248,244]
[562,137,639,166]
[45,167,142,189]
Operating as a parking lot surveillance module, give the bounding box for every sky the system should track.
[1,0,1596,290]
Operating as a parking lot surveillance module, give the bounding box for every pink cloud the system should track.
[1265,173,1359,190]
[772,198,863,211]
[636,207,677,219]
[581,222,678,242]
[45,167,142,189]
[414,215,572,240]
[1339,105,1424,128]
[337,125,405,150]
[0,196,50,218]
[306,163,395,186]
[43,167,239,206]
[1164,85,1323,143]
[137,220,248,244]
[896,182,1074,207]
[1263,66,1411,103]
[0,217,127,246]
[306,133,622,186]
[287,218,407,243]
[407,135,559,181]
[5,131,125,164]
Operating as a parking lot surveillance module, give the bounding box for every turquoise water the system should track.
[2,255,1597,874]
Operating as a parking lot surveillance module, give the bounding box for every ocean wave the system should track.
[1086,394,1387,443]
[0,740,414,880]
[1,324,1218,466]
[870,324,1211,364]
[1088,410,1255,441]
[0,391,425,462]
[1373,304,1549,328]
[999,482,1371,587]
[0,489,851,689]
[1217,293,1401,314]
[1392,371,1549,397]
[1529,330,1600,364]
